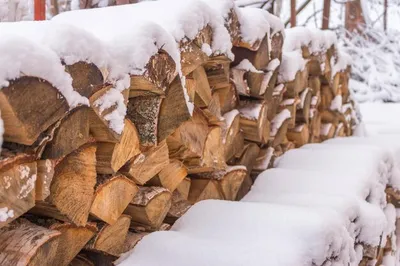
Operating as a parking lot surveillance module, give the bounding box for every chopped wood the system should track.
[235,143,260,200]
[188,179,223,204]
[180,42,209,76]
[222,110,241,161]
[85,215,131,257]
[199,126,226,171]
[166,108,209,163]
[230,68,249,96]
[42,106,90,159]
[201,93,224,126]
[49,143,97,226]
[90,174,138,225]
[270,117,291,147]
[129,50,177,96]
[280,98,299,129]
[320,123,336,141]
[165,190,192,224]
[232,34,270,70]
[176,177,191,200]
[147,159,188,192]
[157,76,191,143]
[296,88,312,124]
[308,76,321,96]
[270,32,284,61]
[287,124,310,147]
[96,119,140,174]
[214,84,239,114]
[121,231,149,254]
[192,166,247,201]
[124,186,172,230]
[121,140,169,185]
[187,66,212,107]
[252,147,275,175]
[126,95,162,148]
[204,57,231,90]
[88,85,127,143]
[0,152,36,228]
[238,102,270,144]
[0,219,61,266]
[36,159,55,201]
[69,254,95,266]
[75,251,117,266]
[0,77,69,145]
[65,62,104,98]
[26,218,98,266]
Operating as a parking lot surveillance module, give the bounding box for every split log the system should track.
[248,59,280,98]
[201,93,224,126]
[267,84,286,121]
[186,66,212,107]
[204,56,231,90]
[90,175,138,225]
[232,34,270,70]
[176,177,191,200]
[65,62,104,98]
[25,218,98,266]
[252,147,275,175]
[280,98,299,129]
[69,254,95,266]
[129,50,177,96]
[230,68,249,96]
[147,159,187,192]
[121,231,149,254]
[225,9,241,46]
[320,123,336,141]
[320,85,334,110]
[0,219,61,266]
[308,76,321,96]
[283,71,304,98]
[0,77,69,145]
[166,108,209,163]
[334,123,346,137]
[270,111,291,147]
[121,140,169,185]
[296,88,312,124]
[192,166,247,201]
[0,152,36,227]
[308,53,330,78]
[188,179,223,204]
[36,159,55,201]
[85,215,131,257]
[235,143,260,200]
[88,85,128,143]
[165,190,192,224]
[124,186,172,230]
[287,124,310,147]
[270,32,284,61]
[42,106,90,159]
[75,251,116,266]
[157,76,191,142]
[238,102,270,144]
[309,111,322,142]
[49,144,97,226]
[127,95,162,148]
[180,42,209,76]
[222,109,241,161]
[214,84,239,114]
[96,119,140,174]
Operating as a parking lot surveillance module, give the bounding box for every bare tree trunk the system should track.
[383,0,388,31]
[345,0,366,33]
[322,0,331,29]
[290,0,296,27]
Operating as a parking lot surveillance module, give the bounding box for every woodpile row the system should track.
[0,1,358,265]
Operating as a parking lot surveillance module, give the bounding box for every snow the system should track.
[270,109,291,137]
[119,200,355,266]
[283,27,337,55]
[0,21,108,73]
[330,95,343,111]
[264,11,284,37]
[0,34,88,108]
[266,58,280,71]
[272,84,285,96]
[238,103,262,121]
[320,123,332,136]
[0,207,14,222]
[278,50,306,83]
[233,59,262,73]
[238,7,270,48]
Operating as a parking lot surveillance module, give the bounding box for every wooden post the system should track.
[322,0,331,29]
[290,0,296,27]
[383,0,388,31]
[34,0,46,20]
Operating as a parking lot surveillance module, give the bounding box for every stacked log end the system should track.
[0,1,360,266]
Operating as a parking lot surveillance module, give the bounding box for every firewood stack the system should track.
[0,0,359,265]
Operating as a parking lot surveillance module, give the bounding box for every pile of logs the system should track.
[0,1,358,265]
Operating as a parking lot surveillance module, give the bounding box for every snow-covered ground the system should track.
[116,103,400,265]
